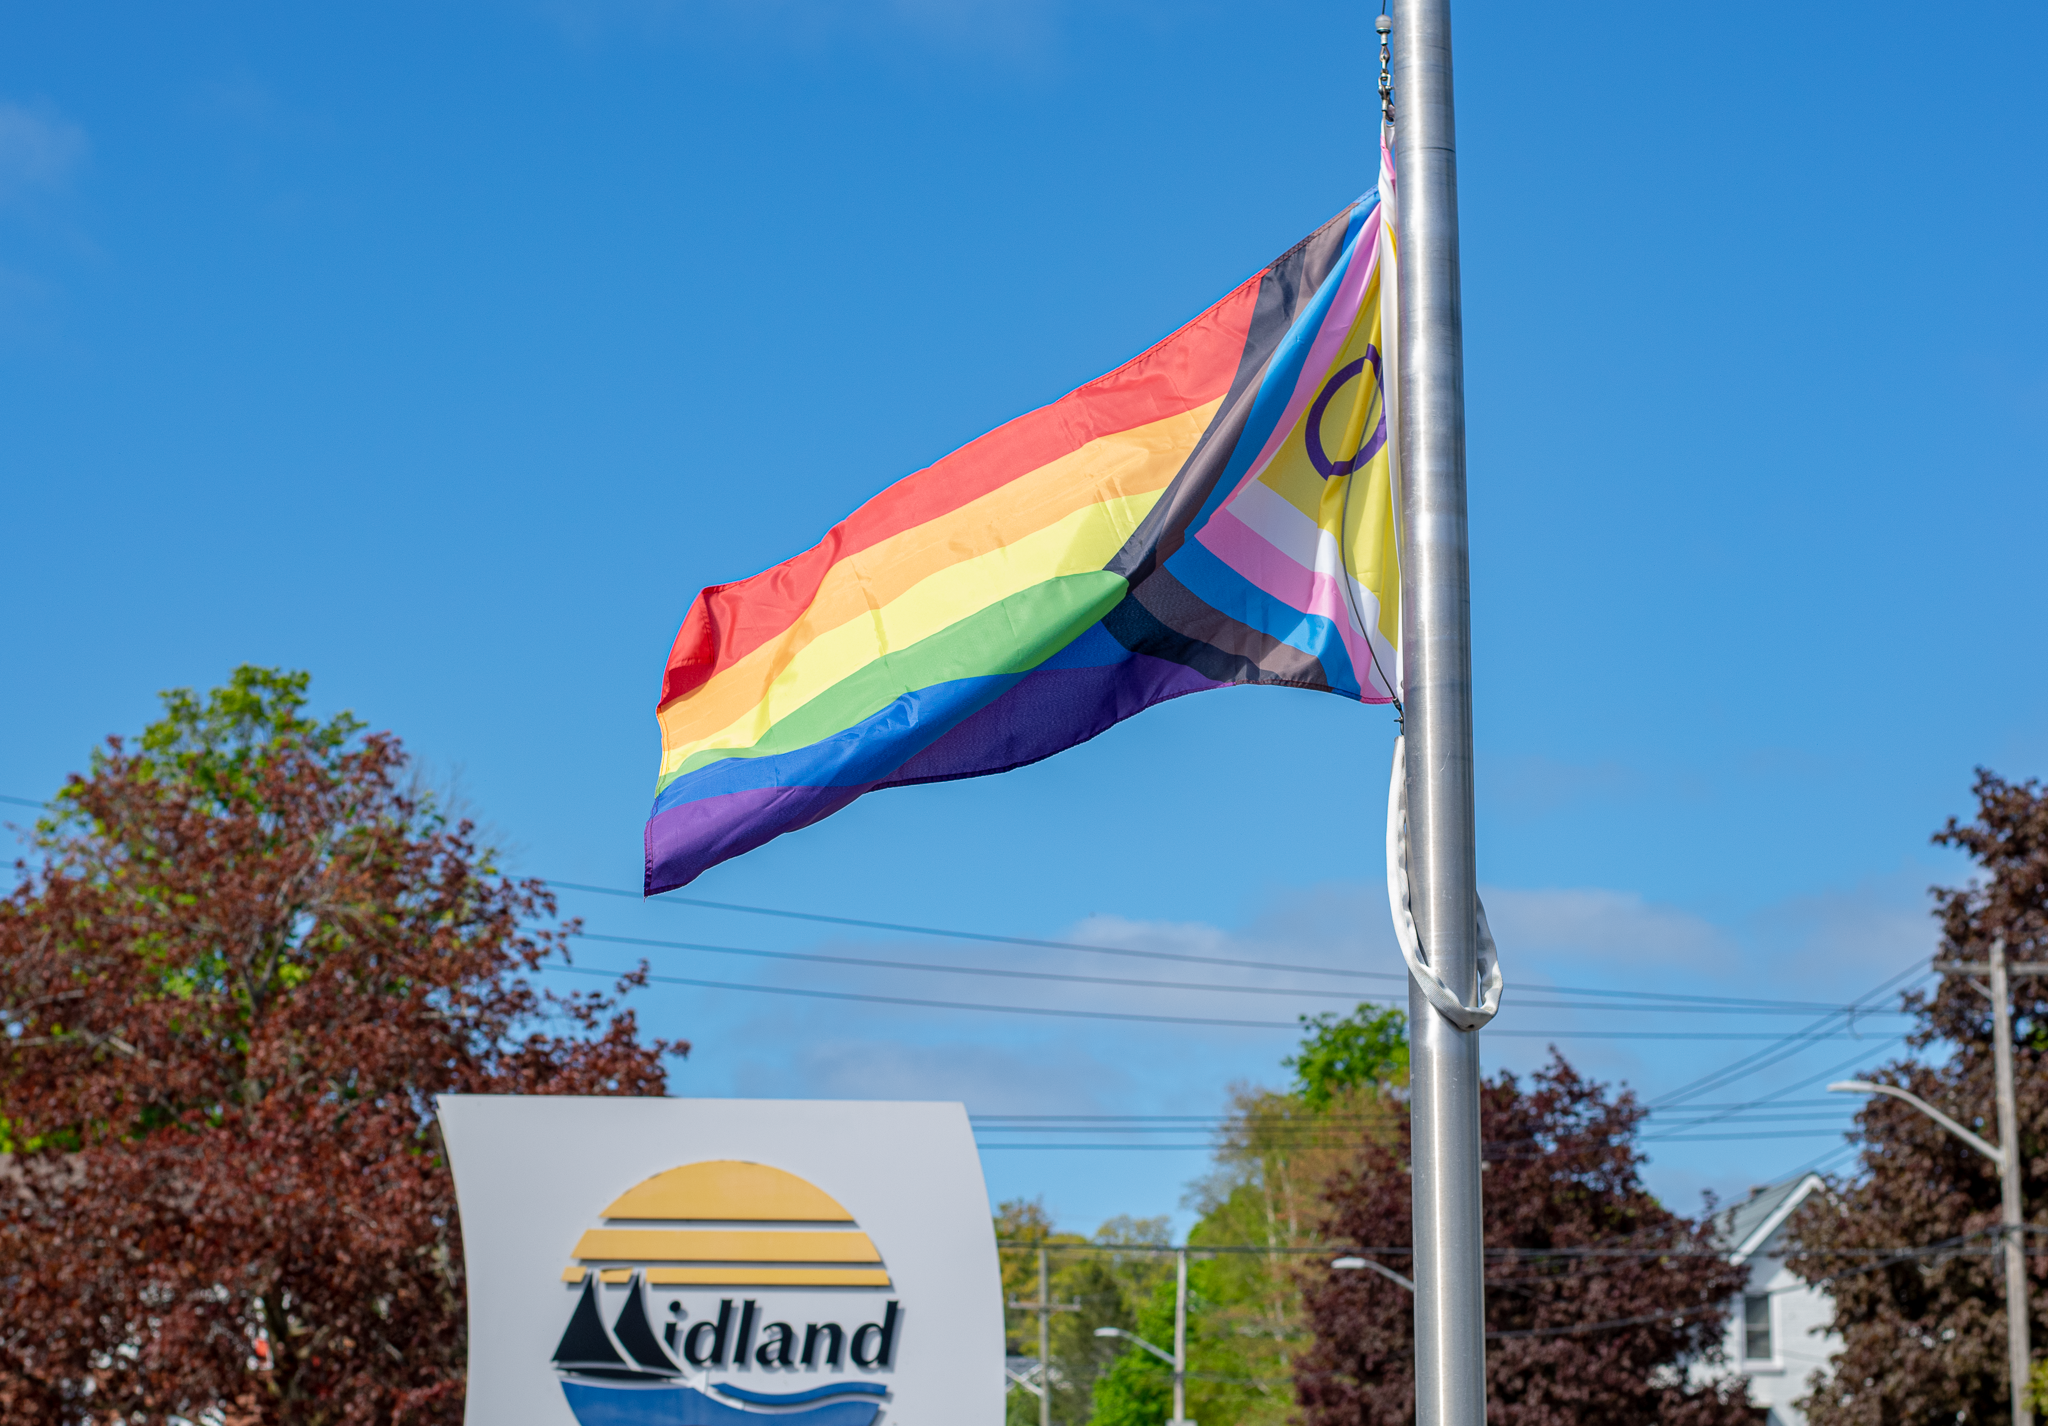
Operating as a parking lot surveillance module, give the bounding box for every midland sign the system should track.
[439,1096,1002,1426]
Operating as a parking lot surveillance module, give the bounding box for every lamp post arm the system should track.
[1829,1080,2004,1167]
[1332,1255,1419,1292]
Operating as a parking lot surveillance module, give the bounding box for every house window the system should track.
[1743,1293,1772,1361]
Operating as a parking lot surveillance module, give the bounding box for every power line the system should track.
[971,1100,1852,1121]
[980,1143,1216,1151]
[1633,1129,1847,1142]
[972,1113,1849,1135]
[554,879,1391,980]
[1778,1139,1862,1180]
[1102,1233,2014,1349]
[578,930,1390,1004]
[977,1129,1854,1150]
[2,802,1941,1070]
[1649,961,1929,1108]
[1645,1038,1914,1143]
[0,840,1934,1024]
[993,1238,1999,1261]
[549,880,1924,1016]
[975,1114,1379,1122]
[540,961,1889,1040]
[575,928,1908,1018]
[542,962,1299,1030]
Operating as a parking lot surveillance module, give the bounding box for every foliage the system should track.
[997,1200,1171,1426]
[1296,1053,1758,1426]
[1094,1003,1408,1426]
[1286,1005,1408,1112]
[1788,768,2048,1425]
[1088,1273,1181,1426]
[0,668,684,1426]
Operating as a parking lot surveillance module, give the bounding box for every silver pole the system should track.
[1389,2,1487,1425]
[1991,938,2033,1426]
[1172,1248,1188,1424]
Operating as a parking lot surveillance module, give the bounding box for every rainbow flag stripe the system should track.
[648,157,1400,893]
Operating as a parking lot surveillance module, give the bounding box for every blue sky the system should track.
[4,0,2045,1234]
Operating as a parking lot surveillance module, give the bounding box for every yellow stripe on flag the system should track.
[657,401,1215,759]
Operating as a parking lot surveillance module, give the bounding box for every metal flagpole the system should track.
[1388,2,1488,1424]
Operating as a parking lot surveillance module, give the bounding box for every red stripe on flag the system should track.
[658,274,1263,710]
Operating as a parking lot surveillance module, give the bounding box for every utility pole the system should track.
[1835,936,2046,1426]
[1040,1248,1051,1426]
[1095,1249,1194,1426]
[1007,1245,1079,1426]
[1389,1,1488,1424]
[1993,937,2034,1426]
[1172,1247,1190,1426]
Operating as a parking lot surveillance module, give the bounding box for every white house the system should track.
[1698,1172,1842,1426]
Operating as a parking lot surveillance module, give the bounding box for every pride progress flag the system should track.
[647,154,1401,894]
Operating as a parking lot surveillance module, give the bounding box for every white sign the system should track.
[438,1096,1003,1426]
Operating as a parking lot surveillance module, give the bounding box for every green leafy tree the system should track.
[997,1201,1173,1426]
[1095,1004,1409,1426]
[1089,1275,1181,1426]
[1286,1005,1409,1111]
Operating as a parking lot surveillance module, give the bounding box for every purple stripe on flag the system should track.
[646,783,871,894]
[880,651,1226,788]
[644,644,1227,893]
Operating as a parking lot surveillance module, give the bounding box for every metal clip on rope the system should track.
[1386,734,1503,1030]
[1376,12,1395,127]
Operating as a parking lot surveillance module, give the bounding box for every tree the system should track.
[1788,768,2048,1425]
[1287,1006,1409,1112]
[1088,1273,1184,1426]
[0,668,683,1426]
[1296,1053,1757,1426]
[1094,1004,1408,1426]
[997,1200,1172,1426]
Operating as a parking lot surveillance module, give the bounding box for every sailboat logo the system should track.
[550,1161,896,1426]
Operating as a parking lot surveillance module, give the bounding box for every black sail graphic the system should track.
[552,1275,651,1379]
[611,1273,680,1374]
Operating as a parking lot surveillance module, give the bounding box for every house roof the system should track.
[1716,1172,1825,1261]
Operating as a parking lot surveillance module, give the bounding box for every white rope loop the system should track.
[1386,734,1503,1030]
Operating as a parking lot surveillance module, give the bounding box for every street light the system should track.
[1829,1074,2023,1414]
[1827,1080,2002,1167]
[1831,938,2035,1426]
[1095,1325,1173,1361]
[1094,1250,1194,1426]
[1332,1255,1418,1292]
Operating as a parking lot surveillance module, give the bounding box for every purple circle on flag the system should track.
[1305,346,1386,479]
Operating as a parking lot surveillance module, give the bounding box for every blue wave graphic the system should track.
[712,1382,888,1406]
[560,1379,883,1426]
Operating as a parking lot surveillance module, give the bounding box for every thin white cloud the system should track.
[0,102,88,205]
[1746,870,1939,996]
[1065,912,1237,957]
[1479,885,1730,968]
[741,1034,1131,1111]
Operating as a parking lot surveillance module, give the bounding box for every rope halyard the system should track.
[1386,734,1503,1029]
[1376,10,1395,128]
